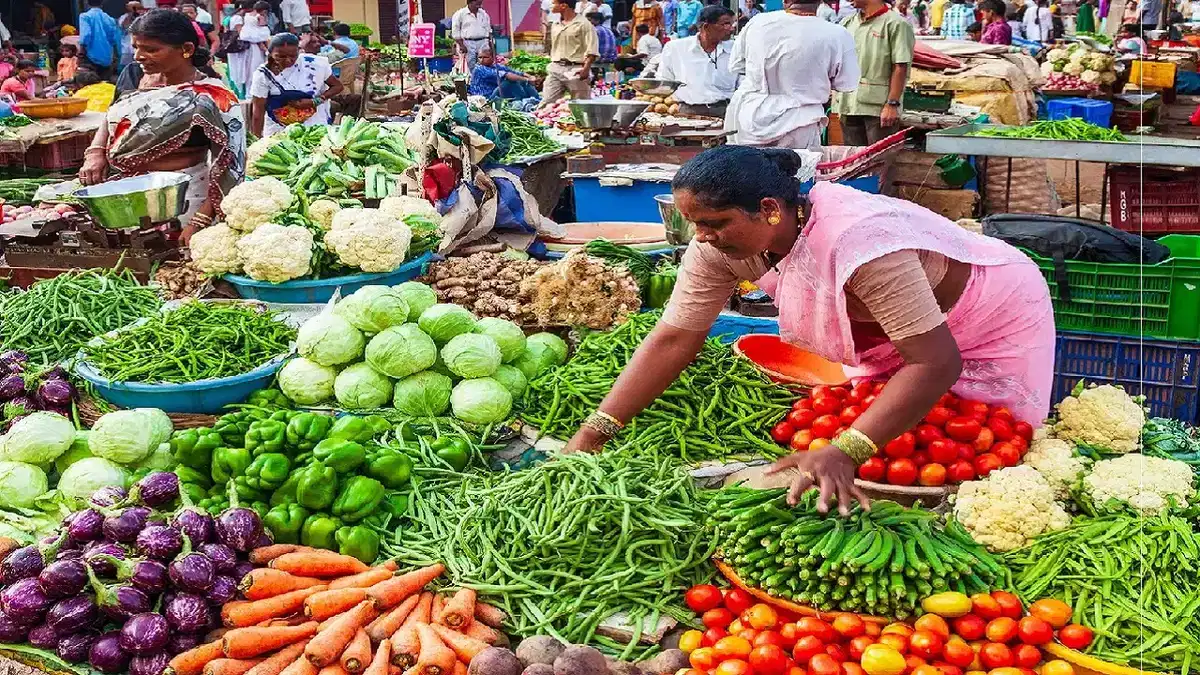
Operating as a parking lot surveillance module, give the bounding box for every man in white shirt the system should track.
[1022,0,1052,40]
[0,16,11,48]
[657,5,739,117]
[636,23,663,56]
[817,0,839,19]
[452,0,493,72]
[836,0,857,19]
[596,0,614,27]
[193,1,213,25]
[281,0,311,31]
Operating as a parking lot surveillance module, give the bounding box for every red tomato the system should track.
[771,422,797,444]
[724,589,754,615]
[973,453,1003,478]
[886,458,918,486]
[796,398,814,411]
[811,415,841,440]
[1013,421,1034,442]
[951,614,986,641]
[788,409,818,429]
[991,407,1014,422]
[812,397,841,415]
[715,659,753,675]
[795,618,836,643]
[993,442,1021,467]
[942,639,975,668]
[1057,624,1094,650]
[779,623,801,650]
[955,442,976,462]
[873,381,887,395]
[751,645,791,675]
[904,655,927,673]
[790,430,815,451]
[970,594,1003,620]
[915,424,944,447]
[792,636,825,666]
[883,433,917,459]
[972,428,995,453]
[756,631,788,649]
[985,618,1018,644]
[928,439,958,465]
[1029,599,1073,629]
[992,591,1023,620]
[979,643,1014,670]
[737,628,761,643]
[839,406,862,425]
[877,634,908,654]
[1013,645,1041,668]
[689,647,718,671]
[842,662,867,675]
[911,665,942,675]
[850,382,874,403]
[1010,434,1029,453]
[944,417,982,442]
[832,615,865,639]
[987,418,1014,442]
[714,636,754,660]
[807,654,841,675]
[861,395,878,408]
[858,457,887,482]
[1016,617,1054,646]
[919,463,947,486]
[824,644,848,663]
[908,631,945,661]
[686,585,723,613]
[914,616,950,642]
[946,460,975,483]
[746,605,780,631]
[831,386,850,399]
[924,406,956,427]
[958,400,991,421]
[912,451,930,468]
[703,608,735,629]
[812,385,837,400]
[704,627,729,647]
[847,636,875,661]
[933,664,963,675]
[937,392,959,407]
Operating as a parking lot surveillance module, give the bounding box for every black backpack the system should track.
[982,214,1170,302]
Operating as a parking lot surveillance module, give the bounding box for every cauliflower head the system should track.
[245,136,283,177]
[1054,384,1145,454]
[325,215,413,274]
[1040,62,1056,77]
[1063,63,1085,76]
[1024,438,1089,499]
[309,199,342,230]
[1047,48,1068,62]
[188,223,243,275]
[1083,454,1195,515]
[1081,70,1101,84]
[236,223,314,283]
[379,195,440,221]
[223,177,294,233]
[1101,71,1117,84]
[952,465,1071,552]
[1068,48,1088,64]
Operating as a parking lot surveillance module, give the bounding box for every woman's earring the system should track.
[767,213,781,226]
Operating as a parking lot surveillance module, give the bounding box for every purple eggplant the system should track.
[130,472,180,509]
[36,377,75,407]
[130,651,171,675]
[86,566,151,622]
[39,559,89,598]
[119,613,170,655]
[252,531,274,548]
[90,631,131,673]
[168,552,215,593]
[199,543,236,574]
[0,350,28,372]
[28,623,59,648]
[103,506,153,543]
[0,373,25,401]
[232,561,256,583]
[207,575,238,605]
[67,509,106,543]
[166,632,201,656]
[165,592,209,634]
[91,486,128,508]
[58,632,97,664]
[0,577,51,624]
[84,542,127,577]
[215,494,264,553]
[0,607,29,642]
[136,525,183,561]
[46,595,98,635]
[40,365,68,382]
[1,534,66,583]
[97,557,170,595]
[56,548,84,561]
[7,395,34,413]
[174,506,215,548]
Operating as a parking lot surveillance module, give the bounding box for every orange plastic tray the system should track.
[733,335,848,387]
[714,559,889,625]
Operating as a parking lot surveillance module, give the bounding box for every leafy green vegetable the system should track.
[279,357,338,405]
[393,371,453,417]
[450,378,513,424]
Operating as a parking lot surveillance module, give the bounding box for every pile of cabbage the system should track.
[277,282,568,425]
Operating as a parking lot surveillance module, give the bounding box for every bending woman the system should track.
[249,32,343,138]
[566,146,1054,512]
[80,8,245,239]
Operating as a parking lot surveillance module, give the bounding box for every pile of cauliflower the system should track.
[1023,435,1090,499]
[952,465,1072,552]
[1041,45,1117,90]
[1082,454,1196,515]
[1054,384,1145,454]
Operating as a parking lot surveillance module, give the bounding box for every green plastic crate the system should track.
[1159,234,1200,261]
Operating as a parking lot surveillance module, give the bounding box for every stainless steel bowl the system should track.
[73,172,192,229]
[569,99,652,129]
[629,78,683,97]
[655,194,693,246]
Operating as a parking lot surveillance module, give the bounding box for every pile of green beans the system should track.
[522,311,796,461]
[81,301,296,383]
[499,108,564,162]
[0,268,163,366]
[378,451,716,654]
[969,119,1127,142]
[1001,511,1200,674]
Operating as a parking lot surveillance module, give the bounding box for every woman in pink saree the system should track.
[566,146,1054,512]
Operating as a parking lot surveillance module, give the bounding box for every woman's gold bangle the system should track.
[583,411,623,439]
[834,428,878,466]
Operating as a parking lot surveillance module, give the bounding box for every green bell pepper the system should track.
[250,501,270,519]
[646,264,678,309]
[331,476,385,523]
[364,415,393,437]
[245,419,287,457]
[233,477,271,503]
[198,494,229,513]
[213,409,269,448]
[329,416,374,444]
[366,450,412,489]
[270,471,303,506]
[312,438,366,473]
[335,525,380,564]
[287,413,334,452]
[300,513,343,550]
[211,446,253,484]
[181,482,208,504]
[243,453,292,491]
[430,436,471,471]
[248,388,292,409]
[270,409,300,424]
[169,428,223,470]
[264,503,310,544]
[296,463,338,511]
[175,465,212,489]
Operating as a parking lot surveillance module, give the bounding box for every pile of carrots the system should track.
[167,544,507,675]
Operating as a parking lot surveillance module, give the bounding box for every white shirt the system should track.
[725,12,859,145]
[657,35,739,104]
[451,7,492,40]
[1022,4,1052,40]
[637,33,663,56]
[249,54,333,137]
[543,0,562,22]
[280,0,310,27]
[196,7,213,23]
[576,2,599,14]
[597,2,613,27]
[0,19,9,42]
[835,2,857,19]
[816,3,838,20]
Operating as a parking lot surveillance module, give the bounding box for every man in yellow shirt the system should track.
[929,0,948,32]
[543,0,599,103]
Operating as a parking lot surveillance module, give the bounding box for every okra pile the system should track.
[707,488,1004,619]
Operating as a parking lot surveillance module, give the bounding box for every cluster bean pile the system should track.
[1001,511,1200,673]
[378,451,716,652]
[968,119,1126,142]
[81,302,296,383]
[498,108,563,163]
[522,312,794,460]
[0,269,163,366]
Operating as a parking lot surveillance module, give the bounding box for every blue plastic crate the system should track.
[708,312,780,343]
[800,175,882,196]
[572,177,671,223]
[1052,330,1200,422]
[1046,98,1114,128]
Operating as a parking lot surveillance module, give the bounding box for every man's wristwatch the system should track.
[885,99,901,107]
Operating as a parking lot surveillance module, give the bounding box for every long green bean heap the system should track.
[498,107,563,162]
[522,311,795,461]
[81,301,296,383]
[377,452,716,654]
[708,487,1003,620]
[0,268,163,366]
[1001,511,1200,674]
[968,119,1126,142]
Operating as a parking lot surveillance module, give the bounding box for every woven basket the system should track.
[715,559,890,625]
[77,392,217,429]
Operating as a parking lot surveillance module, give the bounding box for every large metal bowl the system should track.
[73,172,191,229]
[569,99,651,129]
[629,78,682,97]
[655,193,693,245]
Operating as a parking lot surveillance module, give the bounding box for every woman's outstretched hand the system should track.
[79,152,108,186]
[765,445,871,515]
[563,425,608,454]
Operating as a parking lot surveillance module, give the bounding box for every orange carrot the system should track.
[258,616,309,628]
[382,560,399,571]
[430,596,444,624]
[434,590,475,629]
[204,657,266,675]
[251,545,307,564]
[305,601,377,667]
[389,667,402,675]
[399,593,433,632]
[452,663,467,675]
[412,624,456,675]
[362,640,392,675]
[427,625,488,663]
[472,603,505,629]
[280,656,320,675]
[305,588,370,621]
[272,551,370,578]
[461,622,500,646]
[243,641,312,675]
[318,663,350,675]
[340,629,373,674]
[241,569,327,601]
[222,622,320,659]
[207,628,233,643]
[168,640,226,675]
[224,587,329,628]
[388,625,420,669]
[366,565,445,610]
[329,567,396,591]
[367,594,421,643]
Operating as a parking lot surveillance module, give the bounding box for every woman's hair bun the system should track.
[760,148,803,178]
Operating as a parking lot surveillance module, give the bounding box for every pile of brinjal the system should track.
[0,471,270,675]
[0,350,77,430]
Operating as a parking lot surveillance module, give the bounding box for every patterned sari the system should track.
[104,78,245,218]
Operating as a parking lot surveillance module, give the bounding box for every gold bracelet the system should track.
[583,411,623,439]
[191,212,214,227]
[593,410,624,430]
[834,428,878,466]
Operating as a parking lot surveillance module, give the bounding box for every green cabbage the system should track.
[491,364,528,400]
[335,362,395,409]
[57,457,129,499]
[0,461,49,508]
[393,371,453,416]
[54,431,93,475]
[394,282,438,321]
[441,333,502,379]
[366,324,438,378]
[138,443,175,471]
[417,304,477,344]
[279,357,338,405]
[297,313,366,366]
[0,412,75,466]
[336,286,411,335]
[139,408,174,448]
[512,341,565,381]
[526,332,568,364]
[475,318,527,363]
[86,410,165,465]
[450,378,513,424]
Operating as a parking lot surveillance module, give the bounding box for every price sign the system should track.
[408,23,435,58]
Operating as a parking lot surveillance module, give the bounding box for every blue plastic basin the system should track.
[74,355,286,414]
[224,252,432,303]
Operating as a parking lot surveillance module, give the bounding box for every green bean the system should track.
[969,119,1127,142]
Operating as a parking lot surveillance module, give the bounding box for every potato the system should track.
[668,104,679,115]
[655,104,669,113]
[516,636,567,667]
[470,648,524,675]
[609,662,643,675]
[524,665,556,675]
[651,96,665,104]
[665,96,676,105]
[636,650,689,675]
[554,646,608,675]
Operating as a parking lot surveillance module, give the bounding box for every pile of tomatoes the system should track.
[769,384,1035,487]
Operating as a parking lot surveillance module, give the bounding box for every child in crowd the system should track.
[1,60,37,102]
[966,20,982,39]
[57,44,78,83]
